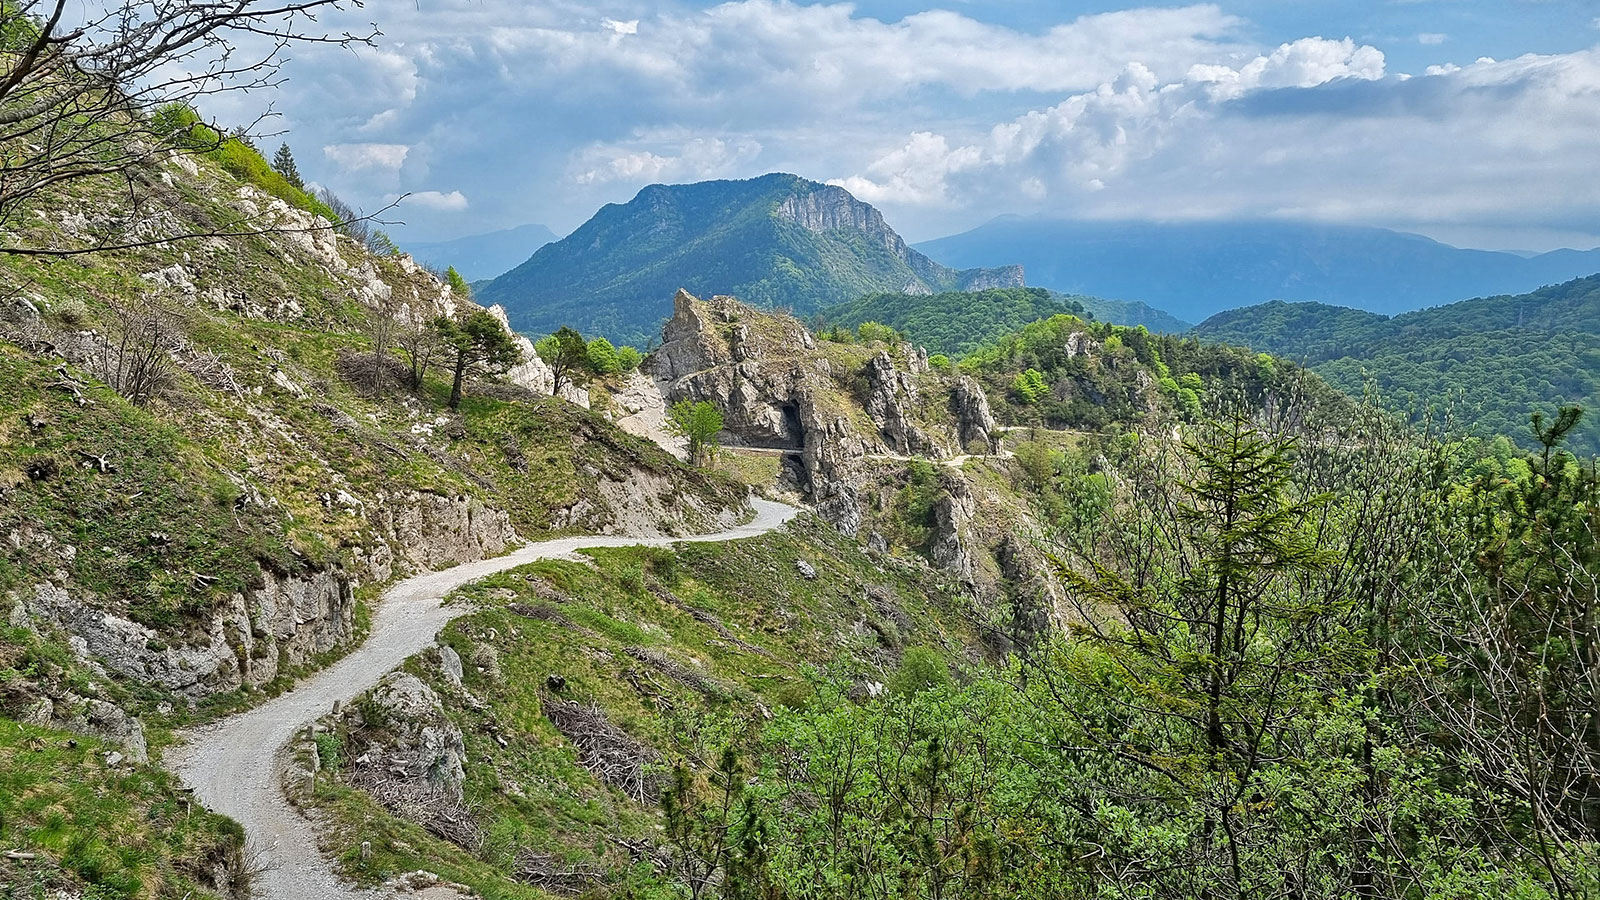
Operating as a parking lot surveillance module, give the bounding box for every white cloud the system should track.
[573,136,763,185]
[323,143,411,172]
[1418,33,1448,45]
[405,190,470,212]
[835,46,1600,236]
[211,1,1600,247]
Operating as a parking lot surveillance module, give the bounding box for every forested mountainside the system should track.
[818,287,1195,358]
[917,217,1600,322]
[0,134,748,897]
[474,174,1023,346]
[818,288,1091,357]
[1196,274,1600,453]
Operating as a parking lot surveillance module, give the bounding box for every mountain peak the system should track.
[476,173,1023,345]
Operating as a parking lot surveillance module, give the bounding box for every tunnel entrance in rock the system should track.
[781,403,804,450]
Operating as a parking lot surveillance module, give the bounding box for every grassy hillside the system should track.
[297,516,989,896]
[476,174,1019,347]
[1195,274,1600,453]
[0,133,745,898]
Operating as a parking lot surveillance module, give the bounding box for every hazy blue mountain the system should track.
[401,223,560,281]
[1194,274,1600,454]
[475,174,1024,346]
[916,217,1600,324]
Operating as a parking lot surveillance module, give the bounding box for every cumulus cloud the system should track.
[836,45,1600,237]
[405,190,470,211]
[215,1,1600,247]
[573,135,763,185]
[1418,33,1448,45]
[323,143,410,172]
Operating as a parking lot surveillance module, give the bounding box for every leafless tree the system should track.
[396,320,441,391]
[0,0,379,255]
[94,295,176,406]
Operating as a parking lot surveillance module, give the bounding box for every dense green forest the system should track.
[1197,274,1600,453]
[819,288,1090,357]
[819,288,1193,358]
[604,402,1600,899]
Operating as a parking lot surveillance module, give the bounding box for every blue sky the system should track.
[217,1,1600,251]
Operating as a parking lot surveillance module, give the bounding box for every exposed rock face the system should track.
[484,304,591,409]
[345,672,467,804]
[370,490,519,577]
[24,571,354,698]
[862,351,931,455]
[645,291,1005,541]
[22,693,149,762]
[928,486,978,588]
[956,265,1027,291]
[951,376,999,453]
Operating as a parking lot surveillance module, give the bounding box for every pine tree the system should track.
[272,143,304,189]
[431,310,522,409]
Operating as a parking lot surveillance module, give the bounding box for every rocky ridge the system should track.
[642,290,1060,639]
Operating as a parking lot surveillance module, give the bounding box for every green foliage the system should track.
[536,326,591,395]
[1011,368,1047,404]
[614,344,643,373]
[926,353,951,371]
[585,337,622,375]
[366,230,400,258]
[821,287,1090,357]
[148,104,336,223]
[314,732,342,773]
[1196,275,1600,454]
[431,309,522,409]
[668,400,725,466]
[271,143,305,190]
[888,646,952,696]
[853,320,901,345]
[443,266,471,298]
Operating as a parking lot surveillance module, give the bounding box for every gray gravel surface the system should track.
[167,498,798,899]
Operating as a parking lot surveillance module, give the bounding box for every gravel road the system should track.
[167,498,799,899]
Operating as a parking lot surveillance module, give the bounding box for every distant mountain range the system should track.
[1195,274,1600,454]
[475,174,1023,346]
[400,223,559,282]
[916,217,1600,324]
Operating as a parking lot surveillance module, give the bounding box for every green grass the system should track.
[0,719,241,900]
[300,516,982,894]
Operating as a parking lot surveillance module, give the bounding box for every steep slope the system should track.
[1194,274,1600,453]
[475,174,1024,346]
[917,217,1600,323]
[400,223,559,281]
[0,140,749,898]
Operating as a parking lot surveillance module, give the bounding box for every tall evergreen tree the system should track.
[272,142,304,189]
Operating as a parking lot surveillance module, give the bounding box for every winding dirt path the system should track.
[167,498,799,899]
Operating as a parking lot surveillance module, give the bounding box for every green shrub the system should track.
[889,646,952,696]
[856,321,900,345]
[587,337,622,375]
